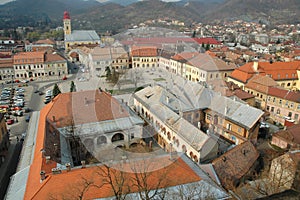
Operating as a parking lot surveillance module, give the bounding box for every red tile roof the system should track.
[245,75,278,94]
[268,87,300,103]
[131,45,158,57]
[47,90,129,128]
[193,37,222,45]
[13,51,45,64]
[0,58,13,68]
[45,53,66,62]
[230,61,300,83]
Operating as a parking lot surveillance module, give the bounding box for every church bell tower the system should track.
[63,11,71,36]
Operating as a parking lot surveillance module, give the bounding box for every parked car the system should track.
[25,115,30,122]
[6,118,14,125]
[62,76,67,80]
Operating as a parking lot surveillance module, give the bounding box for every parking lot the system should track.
[0,83,34,138]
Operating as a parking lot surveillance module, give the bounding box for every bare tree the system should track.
[235,154,297,199]
[129,158,169,200]
[95,163,130,200]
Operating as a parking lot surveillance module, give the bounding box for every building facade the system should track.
[13,51,68,79]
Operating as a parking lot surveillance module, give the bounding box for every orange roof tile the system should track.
[13,51,45,64]
[47,90,129,128]
[131,46,158,57]
[29,156,201,199]
[245,74,278,94]
[0,58,13,68]
[230,61,300,83]
[45,53,66,62]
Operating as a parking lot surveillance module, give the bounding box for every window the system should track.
[273,97,276,103]
[279,99,282,105]
[267,96,271,102]
[238,127,242,133]
[271,107,274,112]
[294,114,299,120]
[206,114,211,120]
[288,112,292,117]
[297,104,300,110]
[267,106,270,111]
[226,123,232,131]
[291,103,294,108]
[276,109,280,114]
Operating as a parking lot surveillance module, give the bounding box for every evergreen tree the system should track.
[53,83,61,97]
[111,69,119,84]
[70,81,76,92]
[105,66,111,81]
[205,43,210,51]
[192,30,196,38]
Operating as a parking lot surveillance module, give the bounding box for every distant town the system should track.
[0,8,299,200]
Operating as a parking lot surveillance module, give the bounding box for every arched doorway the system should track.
[97,136,107,145]
[112,133,124,142]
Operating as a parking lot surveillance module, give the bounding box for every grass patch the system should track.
[109,86,145,95]
[153,77,165,82]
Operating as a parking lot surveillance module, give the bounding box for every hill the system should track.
[0,0,299,33]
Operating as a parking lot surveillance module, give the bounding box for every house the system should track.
[265,87,300,125]
[244,74,279,109]
[89,46,129,75]
[63,11,101,52]
[131,45,159,68]
[228,60,300,90]
[168,52,236,83]
[13,51,68,79]
[0,56,14,81]
[133,84,219,163]
[25,39,56,52]
[204,93,264,145]
[44,89,144,165]
[271,124,300,150]
[212,141,259,189]
[0,113,9,167]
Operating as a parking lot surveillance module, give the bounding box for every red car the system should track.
[62,76,67,80]
[6,119,14,125]
[15,79,20,83]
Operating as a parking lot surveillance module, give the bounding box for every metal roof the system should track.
[65,30,100,42]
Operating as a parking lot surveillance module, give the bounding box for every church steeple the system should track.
[63,11,71,35]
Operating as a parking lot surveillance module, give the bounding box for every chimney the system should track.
[166,96,169,104]
[253,60,259,72]
[65,163,71,172]
[40,170,46,181]
[84,97,88,106]
[45,156,51,164]
[81,160,86,168]
[52,168,62,175]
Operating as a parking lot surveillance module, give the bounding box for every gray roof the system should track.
[65,30,100,42]
[136,78,263,130]
[209,95,264,130]
[134,86,211,151]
